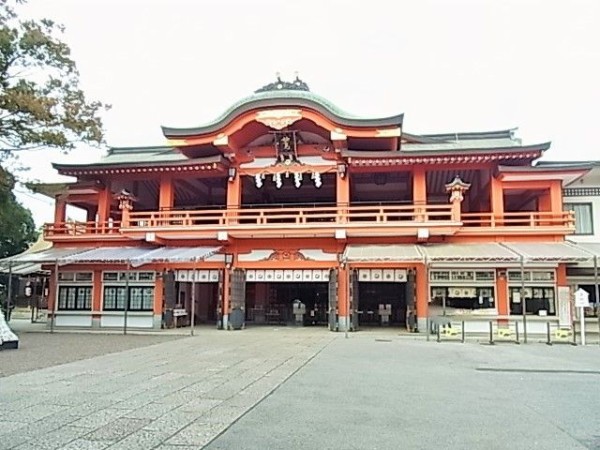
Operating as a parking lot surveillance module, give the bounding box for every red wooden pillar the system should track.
[226,170,241,225]
[490,177,504,226]
[496,269,509,324]
[413,167,426,220]
[54,195,67,224]
[159,176,174,210]
[336,170,350,223]
[92,270,103,312]
[557,263,567,287]
[97,184,111,229]
[550,180,563,214]
[154,274,164,329]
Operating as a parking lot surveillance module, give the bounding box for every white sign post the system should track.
[575,288,590,345]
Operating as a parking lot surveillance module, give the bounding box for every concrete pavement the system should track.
[208,334,600,450]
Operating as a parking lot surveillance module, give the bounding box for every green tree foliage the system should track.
[0,0,107,256]
[0,0,109,160]
[0,165,36,257]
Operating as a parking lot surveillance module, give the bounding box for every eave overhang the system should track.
[25,182,70,198]
[53,155,229,177]
[497,164,590,185]
[343,143,550,167]
[402,128,517,144]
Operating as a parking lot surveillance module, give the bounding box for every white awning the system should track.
[420,243,520,263]
[11,263,45,275]
[503,242,592,263]
[0,262,46,275]
[60,247,156,264]
[1,247,92,265]
[59,246,222,266]
[343,245,424,262]
[130,247,222,267]
[564,242,600,267]
[567,242,600,258]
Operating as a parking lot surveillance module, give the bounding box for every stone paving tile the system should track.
[165,421,228,447]
[109,391,156,410]
[223,389,271,408]
[0,432,30,450]
[2,404,70,423]
[121,401,178,420]
[59,440,113,450]
[0,412,84,449]
[62,400,116,417]
[12,425,91,450]
[154,446,202,450]
[101,429,172,450]
[181,381,215,395]
[0,421,28,435]
[69,408,134,429]
[198,385,234,401]
[197,405,247,424]
[32,414,85,432]
[85,417,150,441]
[177,398,223,413]
[153,390,197,407]
[142,409,205,435]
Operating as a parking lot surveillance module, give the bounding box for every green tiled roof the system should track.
[162,89,404,137]
[98,146,185,164]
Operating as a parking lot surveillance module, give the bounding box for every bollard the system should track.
[572,321,577,346]
[426,317,430,342]
[489,320,494,345]
[461,321,465,343]
[546,322,552,346]
[437,324,441,343]
[515,321,520,344]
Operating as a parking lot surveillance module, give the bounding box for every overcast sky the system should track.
[12,0,600,226]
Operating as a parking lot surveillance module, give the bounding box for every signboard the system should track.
[575,288,590,308]
[557,286,572,328]
[512,292,521,304]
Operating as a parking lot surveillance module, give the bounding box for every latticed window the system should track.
[103,286,154,311]
[57,286,92,310]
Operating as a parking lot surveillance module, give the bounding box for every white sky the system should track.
[12,0,600,226]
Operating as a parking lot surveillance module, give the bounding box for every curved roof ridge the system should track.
[162,89,404,138]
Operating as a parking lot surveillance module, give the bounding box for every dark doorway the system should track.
[358,282,407,327]
[245,282,329,326]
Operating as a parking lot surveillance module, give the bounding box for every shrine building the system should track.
[9,76,597,332]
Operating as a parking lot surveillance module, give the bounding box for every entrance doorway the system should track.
[358,282,407,327]
[246,282,329,326]
[177,282,220,325]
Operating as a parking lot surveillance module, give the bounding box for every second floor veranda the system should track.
[43,167,576,241]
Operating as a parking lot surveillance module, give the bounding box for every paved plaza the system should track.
[1,327,600,449]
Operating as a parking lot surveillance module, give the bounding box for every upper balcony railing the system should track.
[125,204,454,228]
[461,211,575,230]
[42,205,575,239]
